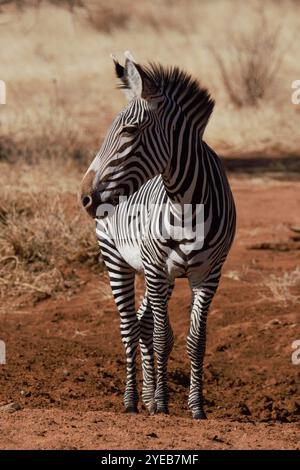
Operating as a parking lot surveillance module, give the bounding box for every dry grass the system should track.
[0,0,300,159]
[264,268,300,306]
[0,162,101,306]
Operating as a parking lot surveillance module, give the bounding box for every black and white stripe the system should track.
[81,52,236,419]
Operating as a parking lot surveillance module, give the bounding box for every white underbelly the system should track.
[118,243,143,272]
[117,243,187,279]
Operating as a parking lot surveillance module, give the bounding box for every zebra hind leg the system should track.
[187,271,221,419]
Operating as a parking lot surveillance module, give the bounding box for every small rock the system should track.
[147,432,158,438]
[270,318,281,325]
[75,375,85,382]
[212,435,225,443]
[264,319,282,329]
[63,370,70,377]
[239,402,251,416]
[0,402,22,413]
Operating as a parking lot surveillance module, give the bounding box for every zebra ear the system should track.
[110,54,125,81]
[124,55,143,99]
[110,53,141,100]
[123,51,157,101]
[111,53,134,100]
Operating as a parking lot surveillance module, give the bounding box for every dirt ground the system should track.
[0,173,300,450]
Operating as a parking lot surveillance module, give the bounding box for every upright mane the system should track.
[114,54,215,138]
[142,63,215,137]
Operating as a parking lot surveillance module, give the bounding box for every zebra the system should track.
[81,52,236,419]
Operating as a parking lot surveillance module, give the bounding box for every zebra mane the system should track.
[113,55,215,137]
[142,63,215,137]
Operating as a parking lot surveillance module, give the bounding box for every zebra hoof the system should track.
[148,402,157,415]
[193,409,207,420]
[125,406,139,414]
[155,406,169,415]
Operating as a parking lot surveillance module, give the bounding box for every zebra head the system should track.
[81,51,168,218]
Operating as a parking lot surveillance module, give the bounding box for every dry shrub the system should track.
[264,268,300,306]
[210,7,284,107]
[0,190,102,305]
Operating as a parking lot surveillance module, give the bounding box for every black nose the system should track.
[81,191,102,218]
[81,195,92,209]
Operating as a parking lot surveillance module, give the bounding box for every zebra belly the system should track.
[120,244,187,279]
[117,242,144,272]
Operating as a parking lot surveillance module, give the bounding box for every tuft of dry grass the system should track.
[0,170,102,306]
[263,268,300,306]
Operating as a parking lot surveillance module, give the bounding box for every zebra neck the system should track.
[162,128,208,206]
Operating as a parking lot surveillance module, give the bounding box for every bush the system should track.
[0,189,102,305]
[210,8,283,106]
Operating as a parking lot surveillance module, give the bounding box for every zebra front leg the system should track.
[106,263,140,413]
[187,272,220,419]
[138,295,156,414]
[138,284,174,414]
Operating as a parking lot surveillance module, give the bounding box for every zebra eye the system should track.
[121,125,138,135]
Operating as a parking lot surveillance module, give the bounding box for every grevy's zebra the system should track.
[81,52,236,419]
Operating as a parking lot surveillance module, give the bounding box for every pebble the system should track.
[0,402,22,413]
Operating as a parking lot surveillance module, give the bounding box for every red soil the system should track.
[0,175,300,449]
